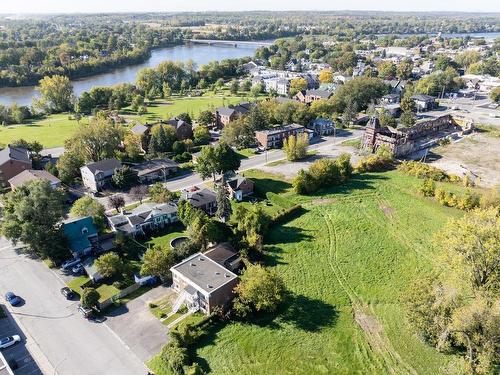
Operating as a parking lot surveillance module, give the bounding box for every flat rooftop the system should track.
[171,253,238,294]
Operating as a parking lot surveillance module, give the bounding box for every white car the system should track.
[0,335,20,349]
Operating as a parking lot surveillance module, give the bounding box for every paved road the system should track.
[101,130,364,212]
[0,238,147,375]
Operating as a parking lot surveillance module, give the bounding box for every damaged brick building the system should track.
[362,114,474,157]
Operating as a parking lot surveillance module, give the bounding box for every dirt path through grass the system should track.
[321,209,418,375]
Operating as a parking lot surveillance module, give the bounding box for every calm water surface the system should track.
[0,43,262,106]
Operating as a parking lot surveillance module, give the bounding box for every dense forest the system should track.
[0,12,498,88]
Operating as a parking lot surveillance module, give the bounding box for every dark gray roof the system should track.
[171,252,238,294]
[165,118,190,129]
[8,169,60,187]
[227,175,249,191]
[306,89,332,99]
[204,243,237,265]
[216,107,236,117]
[0,145,31,166]
[84,158,122,174]
[184,188,217,208]
[411,94,435,102]
[131,158,178,177]
[108,202,178,232]
[256,123,304,136]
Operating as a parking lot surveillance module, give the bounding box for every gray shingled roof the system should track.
[8,169,60,188]
[84,158,122,174]
[305,89,332,99]
[0,145,31,166]
[130,123,149,135]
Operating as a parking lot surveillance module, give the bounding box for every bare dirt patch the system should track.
[379,203,395,218]
[430,133,500,187]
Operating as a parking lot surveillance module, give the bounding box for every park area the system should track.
[0,93,248,148]
[173,169,468,375]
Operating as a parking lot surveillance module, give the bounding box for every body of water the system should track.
[0,43,262,106]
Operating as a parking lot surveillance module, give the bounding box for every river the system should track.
[0,43,263,106]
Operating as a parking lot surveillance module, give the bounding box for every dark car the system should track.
[71,264,84,276]
[5,292,21,306]
[60,287,75,300]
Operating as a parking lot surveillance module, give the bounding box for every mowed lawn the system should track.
[0,114,83,148]
[190,170,465,374]
[122,94,250,123]
[0,93,252,148]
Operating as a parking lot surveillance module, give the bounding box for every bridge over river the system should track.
[186,39,273,47]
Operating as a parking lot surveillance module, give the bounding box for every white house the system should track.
[80,158,122,193]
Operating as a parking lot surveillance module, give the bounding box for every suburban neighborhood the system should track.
[0,7,498,375]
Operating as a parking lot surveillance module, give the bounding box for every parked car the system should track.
[71,264,84,276]
[77,305,94,319]
[5,292,21,306]
[60,287,75,300]
[0,335,20,349]
[60,258,81,272]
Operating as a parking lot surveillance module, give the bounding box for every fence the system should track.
[99,282,141,310]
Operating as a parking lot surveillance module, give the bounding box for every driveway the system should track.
[0,237,147,375]
[105,286,173,361]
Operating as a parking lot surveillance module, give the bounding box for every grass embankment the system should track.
[188,169,466,375]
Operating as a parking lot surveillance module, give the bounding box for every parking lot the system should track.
[0,306,42,375]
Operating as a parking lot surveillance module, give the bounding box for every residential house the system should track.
[255,123,306,149]
[80,158,122,193]
[181,186,217,215]
[62,216,98,257]
[380,93,400,105]
[308,118,335,136]
[0,145,32,188]
[8,169,61,190]
[304,89,333,103]
[226,174,254,201]
[411,94,437,112]
[204,242,242,272]
[130,158,179,184]
[276,78,291,96]
[164,118,193,140]
[215,102,252,127]
[170,252,239,315]
[108,201,178,236]
[130,123,151,152]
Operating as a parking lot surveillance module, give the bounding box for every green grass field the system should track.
[187,170,466,374]
[0,114,84,148]
[122,93,248,123]
[0,93,251,148]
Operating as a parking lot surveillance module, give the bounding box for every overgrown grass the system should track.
[190,169,466,374]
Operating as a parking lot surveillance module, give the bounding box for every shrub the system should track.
[398,161,451,181]
[356,145,394,172]
[293,154,353,194]
[457,190,481,211]
[270,204,302,226]
[420,178,436,197]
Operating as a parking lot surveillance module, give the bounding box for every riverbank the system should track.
[0,43,264,106]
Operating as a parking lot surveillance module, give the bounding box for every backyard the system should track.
[180,169,467,374]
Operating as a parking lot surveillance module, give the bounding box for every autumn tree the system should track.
[283,133,309,161]
[129,185,149,204]
[289,77,308,96]
[108,194,125,212]
[318,69,333,83]
[35,75,74,113]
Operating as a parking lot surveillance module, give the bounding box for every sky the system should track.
[0,0,498,14]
